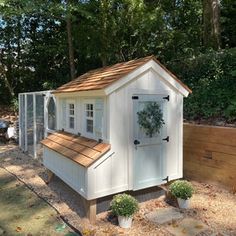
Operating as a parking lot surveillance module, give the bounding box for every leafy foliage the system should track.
[137,102,164,137]
[0,0,235,124]
[169,180,194,200]
[169,48,236,122]
[10,98,18,113]
[110,194,139,217]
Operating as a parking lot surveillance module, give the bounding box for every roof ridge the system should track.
[73,55,154,81]
[53,55,191,94]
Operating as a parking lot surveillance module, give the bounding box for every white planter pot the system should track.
[177,198,190,209]
[118,215,133,228]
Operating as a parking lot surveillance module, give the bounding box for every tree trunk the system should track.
[3,75,15,98]
[100,0,109,67]
[203,0,221,50]
[212,0,221,49]
[66,0,76,80]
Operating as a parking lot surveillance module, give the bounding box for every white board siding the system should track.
[108,88,129,187]
[61,98,67,130]
[104,60,190,97]
[164,91,182,180]
[107,69,183,190]
[94,98,104,139]
[43,148,87,198]
[86,151,129,200]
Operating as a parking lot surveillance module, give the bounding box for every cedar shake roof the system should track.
[41,131,111,167]
[53,55,192,94]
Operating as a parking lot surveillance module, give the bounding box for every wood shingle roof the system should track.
[53,55,191,94]
[41,131,111,167]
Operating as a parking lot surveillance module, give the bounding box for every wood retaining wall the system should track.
[183,123,236,190]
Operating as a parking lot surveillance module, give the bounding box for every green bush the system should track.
[169,180,194,200]
[169,48,236,123]
[11,98,19,113]
[110,193,139,217]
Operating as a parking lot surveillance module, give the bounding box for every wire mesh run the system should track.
[19,91,56,158]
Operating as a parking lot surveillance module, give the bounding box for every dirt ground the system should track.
[0,105,18,123]
[0,143,235,236]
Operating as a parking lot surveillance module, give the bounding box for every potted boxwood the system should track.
[169,180,194,209]
[110,193,139,228]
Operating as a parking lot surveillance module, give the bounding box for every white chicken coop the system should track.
[40,56,191,222]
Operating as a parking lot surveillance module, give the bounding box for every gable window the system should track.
[68,102,75,129]
[85,103,94,134]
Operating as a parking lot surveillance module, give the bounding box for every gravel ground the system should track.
[0,143,236,236]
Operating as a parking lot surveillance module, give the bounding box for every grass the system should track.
[0,167,78,236]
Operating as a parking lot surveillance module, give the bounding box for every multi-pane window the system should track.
[68,103,75,129]
[85,103,93,133]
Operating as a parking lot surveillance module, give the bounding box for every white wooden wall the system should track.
[43,148,88,198]
[87,69,184,198]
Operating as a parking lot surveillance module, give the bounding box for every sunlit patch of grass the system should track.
[0,168,74,236]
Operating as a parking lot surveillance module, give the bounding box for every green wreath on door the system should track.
[137,102,165,137]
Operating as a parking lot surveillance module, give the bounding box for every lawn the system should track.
[0,167,78,236]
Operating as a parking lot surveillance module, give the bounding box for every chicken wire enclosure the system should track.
[19,91,56,158]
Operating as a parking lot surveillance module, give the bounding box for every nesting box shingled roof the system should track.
[53,55,191,94]
[41,131,111,167]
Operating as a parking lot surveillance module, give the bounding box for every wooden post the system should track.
[45,169,54,184]
[84,199,97,224]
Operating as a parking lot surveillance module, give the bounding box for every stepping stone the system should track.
[210,233,229,236]
[146,207,184,225]
[166,218,209,236]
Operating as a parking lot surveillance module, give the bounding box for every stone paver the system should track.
[166,218,209,236]
[146,207,184,225]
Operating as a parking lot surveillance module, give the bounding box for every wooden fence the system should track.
[183,123,236,190]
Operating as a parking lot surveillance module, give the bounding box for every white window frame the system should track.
[83,99,95,139]
[66,99,76,133]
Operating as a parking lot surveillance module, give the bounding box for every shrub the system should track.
[110,193,139,217]
[11,98,19,113]
[169,180,194,200]
[169,48,236,123]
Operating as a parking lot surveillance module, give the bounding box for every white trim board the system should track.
[104,59,190,97]
[53,90,106,98]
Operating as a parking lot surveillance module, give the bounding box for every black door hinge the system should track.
[163,95,169,101]
[132,96,139,100]
[162,136,169,142]
[162,176,169,182]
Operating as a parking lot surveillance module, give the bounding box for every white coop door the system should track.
[132,94,169,190]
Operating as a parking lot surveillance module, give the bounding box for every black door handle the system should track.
[134,140,140,145]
